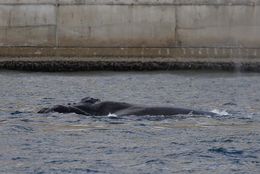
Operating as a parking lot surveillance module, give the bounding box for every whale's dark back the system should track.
[38,97,217,117]
[80,97,100,104]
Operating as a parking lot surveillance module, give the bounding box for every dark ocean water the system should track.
[0,71,259,173]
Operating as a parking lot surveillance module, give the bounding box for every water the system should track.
[0,71,259,174]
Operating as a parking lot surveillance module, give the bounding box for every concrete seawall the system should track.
[0,0,260,71]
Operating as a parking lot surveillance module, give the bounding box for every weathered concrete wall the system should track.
[177,5,260,47]
[0,4,56,46]
[58,5,176,47]
[1,0,260,57]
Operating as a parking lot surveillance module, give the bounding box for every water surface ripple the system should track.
[0,71,259,173]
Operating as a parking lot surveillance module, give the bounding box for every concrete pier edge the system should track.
[0,47,260,72]
[1,0,260,72]
[1,58,260,72]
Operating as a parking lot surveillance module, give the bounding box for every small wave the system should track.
[208,147,244,156]
[11,111,23,115]
[11,125,34,132]
[211,109,229,116]
[107,113,118,118]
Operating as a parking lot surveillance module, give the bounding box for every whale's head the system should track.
[80,97,100,104]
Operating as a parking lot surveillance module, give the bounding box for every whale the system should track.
[38,97,217,117]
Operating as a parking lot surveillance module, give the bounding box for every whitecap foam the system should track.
[107,113,118,118]
[211,109,229,116]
